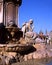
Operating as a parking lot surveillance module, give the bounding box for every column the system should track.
[0,2,3,23]
[15,5,18,26]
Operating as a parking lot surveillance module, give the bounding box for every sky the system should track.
[19,0,52,33]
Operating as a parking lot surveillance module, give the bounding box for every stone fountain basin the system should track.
[0,44,32,52]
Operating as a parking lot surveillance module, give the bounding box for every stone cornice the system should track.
[4,0,22,6]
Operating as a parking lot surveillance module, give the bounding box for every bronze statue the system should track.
[0,23,12,44]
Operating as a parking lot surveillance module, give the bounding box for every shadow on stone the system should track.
[19,46,36,55]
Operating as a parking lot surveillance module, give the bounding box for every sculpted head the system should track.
[29,19,33,24]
